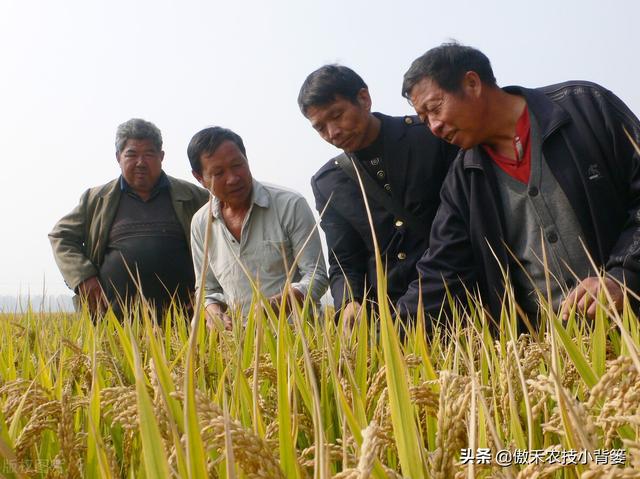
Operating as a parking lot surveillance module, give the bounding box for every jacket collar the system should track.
[374,112,407,143]
[463,85,571,170]
[503,85,570,140]
[167,175,198,201]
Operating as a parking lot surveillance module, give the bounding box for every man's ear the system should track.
[192,170,206,188]
[356,88,372,111]
[462,71,483,98]
[159,150,165,163]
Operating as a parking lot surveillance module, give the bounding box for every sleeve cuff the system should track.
[290,282,308,298]
[607,267,640,293]
[204,293,226,308]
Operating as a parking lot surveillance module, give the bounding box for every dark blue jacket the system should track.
[397,82,640,321]
[311,113,457,310]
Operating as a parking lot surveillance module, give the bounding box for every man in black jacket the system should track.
[396,43,640,324]
[298,64,457,323]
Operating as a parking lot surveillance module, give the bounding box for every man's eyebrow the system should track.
[424,98,443,110]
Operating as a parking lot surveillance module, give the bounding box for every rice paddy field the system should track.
[0,274,639,479]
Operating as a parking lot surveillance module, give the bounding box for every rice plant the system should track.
[2,172,639,477]
[0,274,638,479]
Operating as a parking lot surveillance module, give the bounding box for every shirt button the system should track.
[395,219,404,227]
[397,252,407,260]
[384,184,391,191]
[404,116,413,125]
[528,187,539,197]
[371,158,380,166]
[547,232,558,243]
[376,170,385,179]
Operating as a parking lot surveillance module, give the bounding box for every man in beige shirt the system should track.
[188,126,328,328]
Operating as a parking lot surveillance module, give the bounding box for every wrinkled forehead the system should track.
[308,94,358,115]
[409,77,445,106]
[203,139,248,163]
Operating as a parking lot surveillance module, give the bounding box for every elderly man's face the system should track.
[305,89,376,153]
[117,139,164,198]
[195,140,253,208]
[410,75,485,150]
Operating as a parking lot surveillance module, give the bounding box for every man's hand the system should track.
[341,300,363,333]
[268,288,305,315]
[561,276,624,320]
[77,276,106,315]
[205,303,233,331]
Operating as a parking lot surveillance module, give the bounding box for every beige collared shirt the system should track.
[190,180,328,315]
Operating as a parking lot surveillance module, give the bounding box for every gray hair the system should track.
[115,118,163,154]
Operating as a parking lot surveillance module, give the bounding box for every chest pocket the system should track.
[260,239,291,276]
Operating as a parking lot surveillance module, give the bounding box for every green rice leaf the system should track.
[551,317,598,388]
[129,326,171,479]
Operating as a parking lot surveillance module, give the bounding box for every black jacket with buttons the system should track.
[311,113,457,310]
[397,81,640,321]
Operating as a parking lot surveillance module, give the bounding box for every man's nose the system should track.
[327,123,341,141]
[227,172,240,184]
[429,118,444,137]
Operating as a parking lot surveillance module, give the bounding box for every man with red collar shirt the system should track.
[298,65,457,323]
[396,43,640,324]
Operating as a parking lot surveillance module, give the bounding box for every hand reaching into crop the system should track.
[205,303,233,331]
[342,300,363,334]
[77,276,107,315]
[268,287,305,315]
[561,276,624,320]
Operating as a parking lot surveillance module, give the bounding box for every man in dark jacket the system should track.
[396,43,640,324]
[298,65,457,323]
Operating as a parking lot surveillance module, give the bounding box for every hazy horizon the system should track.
[0,294,74,313]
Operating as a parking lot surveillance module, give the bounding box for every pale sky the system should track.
[1,0,639,297]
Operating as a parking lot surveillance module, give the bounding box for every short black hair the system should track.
[297,64,368,116]
[187,127,246,175]
[402,43,497,99]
